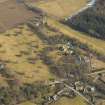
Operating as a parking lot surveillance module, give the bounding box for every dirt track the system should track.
[0,0,36,32]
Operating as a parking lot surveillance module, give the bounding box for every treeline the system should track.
[63,7,105,40]
[0,81,50,105]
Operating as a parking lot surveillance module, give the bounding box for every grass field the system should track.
[32,0,105,58]
[17,97,86,105]
[28,0,105,105]
[18,101,36,105]
[1,0,105,105]
[51,97,86,105]
[0,25,55,84]
[31,0,86,19]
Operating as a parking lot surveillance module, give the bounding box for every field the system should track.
[0,24,89,105]
[31,0,86,19]
[33,0,105,57]
[18,101,36,105]
[0,25,55,84]
[0,0,105,105]
[16,97,105,105]
[47,18,105,56]
[0,0,36,32]
[27,0,105,105]
[51,97,86,105]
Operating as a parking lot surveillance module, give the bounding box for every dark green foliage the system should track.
[63,8,105,39]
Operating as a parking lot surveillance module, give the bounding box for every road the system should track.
[88,69,105,75]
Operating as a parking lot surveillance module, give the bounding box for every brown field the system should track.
[0,0,36,32]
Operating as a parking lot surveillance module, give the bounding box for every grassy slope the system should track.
[0,25,54,84]
[33,0,105,56]
[47,18,105,55]
[51,97,86,105]
[0,0,105,105]
[29,0,105,105]
[32,0,86,19]
[18,101,36,105]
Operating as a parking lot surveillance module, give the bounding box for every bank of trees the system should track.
[64,8,105,40]
[0,81,50,105]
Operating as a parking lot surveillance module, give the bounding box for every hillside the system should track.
[32,0,105,58]
[0,0,105,105]
[64,0,105,39]
[31,0,86,19]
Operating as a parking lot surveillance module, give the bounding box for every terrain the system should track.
[0,0,36,32]
[0,0,105,105]
[31,0,86,19]
[64,0,105,39]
